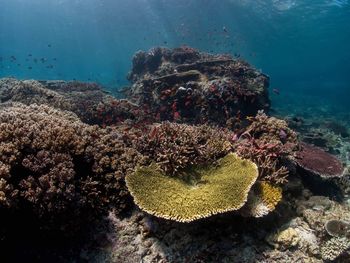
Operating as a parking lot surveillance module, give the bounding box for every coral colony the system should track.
[0,47,349,261]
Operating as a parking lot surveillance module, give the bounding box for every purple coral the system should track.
[296,142,344,178]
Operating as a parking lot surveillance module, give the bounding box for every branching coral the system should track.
[0,103,143,219]
[234,111,298,184]
[126,153,258,222]
[320,237,350,261]
[134,122,233,175]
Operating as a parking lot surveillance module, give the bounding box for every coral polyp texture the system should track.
[126,46,270,128]
[125,153,259,222]
[0,103,142,218]
[296,142,344,178]
[134,121,233,175]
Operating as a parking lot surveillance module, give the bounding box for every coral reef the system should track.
[0,103,142,219]
[125,153,258,222]
[125,46,270,128]
[134,121,232,176]
[0,78,147,126]
[234,111,299,184]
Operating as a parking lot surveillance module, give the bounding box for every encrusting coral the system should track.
[125,153,259,222]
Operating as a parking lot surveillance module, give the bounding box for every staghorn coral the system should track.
[240,181,282,217]
[125,153,258,222]
[234,111,298,184]
[134,121,233,176]
[0,103,142,219]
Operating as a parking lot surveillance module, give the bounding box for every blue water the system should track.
[1,0,349,116]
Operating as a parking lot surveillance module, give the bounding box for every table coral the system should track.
[125,153,258,222]
[296,142,344,178]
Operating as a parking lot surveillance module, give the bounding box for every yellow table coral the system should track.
[126,153,258,222]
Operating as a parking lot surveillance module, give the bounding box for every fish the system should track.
[272,88,280,95]
[47,44,52,47]
[28,66,32,70]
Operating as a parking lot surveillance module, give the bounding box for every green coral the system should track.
[126,153,258,222]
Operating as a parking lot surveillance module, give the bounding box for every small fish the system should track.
[28,66,32,70]
[10,55,16,60]
[17,64,21,66]
[223,26,228,33]
[273,88,280,95]
[53,58,57,61]
[33,58,38,63]
[28,54,32,57]
[163,41,167,44]
[47,44,52,47]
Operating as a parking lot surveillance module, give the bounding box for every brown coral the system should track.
[134,122,233,175]
[0,103,142,218]
[0,78,148,126]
